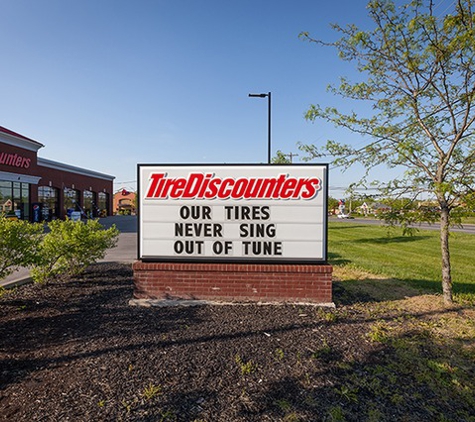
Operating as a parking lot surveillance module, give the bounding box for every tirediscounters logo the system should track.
[145,172,321,200]
[138,164,328,263]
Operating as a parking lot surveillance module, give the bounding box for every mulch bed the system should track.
[0,263,471,421]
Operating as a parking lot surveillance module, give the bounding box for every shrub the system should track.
[30,219,119,284]
[0,217,43,280]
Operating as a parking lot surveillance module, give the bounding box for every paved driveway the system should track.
[99,215,137,263]
[99,215,137,233]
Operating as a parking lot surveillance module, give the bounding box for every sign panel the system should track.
[138,164,328,263]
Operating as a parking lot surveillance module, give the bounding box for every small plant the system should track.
[121,399,132,413]
[317,307,338,323]
[328,405,346,421]
[283,412,300,422]
[159,410,176,421]
[275,398,292,412]
[334,385,359,403]
[390,393,404,405]
[235,354,257,375]
[97,399,105,408]
[274,348,285,360]
[366,406,383,422]
[142,382,162,400]
[312,338,332,360]
[367,321,391,343]
[304,372,312,386]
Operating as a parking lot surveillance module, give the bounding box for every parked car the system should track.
[337,213,354,219]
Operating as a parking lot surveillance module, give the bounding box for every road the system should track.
[331,217,475,234]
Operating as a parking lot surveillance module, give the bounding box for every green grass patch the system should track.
[328,222,475,297]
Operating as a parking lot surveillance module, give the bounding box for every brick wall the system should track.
[133,261,333,304]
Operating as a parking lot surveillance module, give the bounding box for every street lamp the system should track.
[248,92,271,164]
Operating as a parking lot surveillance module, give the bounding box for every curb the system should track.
[129,298,336,308]
[1,277,33,290]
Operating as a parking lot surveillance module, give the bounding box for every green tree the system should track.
[271,150,292,164]
[300,0,475,304]
[328,196,340,213]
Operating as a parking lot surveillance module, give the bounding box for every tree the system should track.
[271,150,291,164]
[328,196,340,213]
[300,0,475,304]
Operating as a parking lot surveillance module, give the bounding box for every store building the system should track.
[0,125,114,221]
[113,188,136,215]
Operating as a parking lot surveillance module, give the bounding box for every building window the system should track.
[38,186,59,221]
[64,187,80,217]
[83,190,97,218]
[0,181,30,220]
[97,192,108,217]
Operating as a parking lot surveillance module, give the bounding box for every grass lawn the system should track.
[326,222,475,420]
[328,221,475,302]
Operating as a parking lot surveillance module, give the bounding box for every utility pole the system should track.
[284,152,299,163]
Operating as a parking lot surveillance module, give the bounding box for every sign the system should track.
[32,203,42,223]
[138,164,328,263]
[70,211,81,222]
[0,151,31,169]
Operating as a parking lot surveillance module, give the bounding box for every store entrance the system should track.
[0,180,30,220]
[38,186,60,221]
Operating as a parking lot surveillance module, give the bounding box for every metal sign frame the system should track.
[137,163,328,264]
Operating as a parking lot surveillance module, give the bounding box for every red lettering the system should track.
[217,178,234,199]
[301,178,321,199]
[143,172,322,200]
[170,178,186,198]
[0,152,31,169]
[146,173,166,198]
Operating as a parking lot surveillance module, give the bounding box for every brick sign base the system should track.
[132,261,333,304]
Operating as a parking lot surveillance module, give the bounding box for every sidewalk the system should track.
[1,216,138,289]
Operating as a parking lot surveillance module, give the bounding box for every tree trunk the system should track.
[439,204,453,305]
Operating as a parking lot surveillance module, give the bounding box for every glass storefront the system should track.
[98,192,108,217]
[64,187,80,217]
[0,181,30,220]
[83,190,97,218]
[38,186,59,221]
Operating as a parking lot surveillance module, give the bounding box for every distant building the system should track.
[113,189,136,215]
[0,125,114,221]
[371,202,392,213]
[360,202,370,216]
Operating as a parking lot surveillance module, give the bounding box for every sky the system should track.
[0,0,456,198]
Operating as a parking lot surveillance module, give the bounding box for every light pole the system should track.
[248,92,271,164]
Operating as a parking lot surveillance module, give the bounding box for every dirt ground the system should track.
[1,263,474,421]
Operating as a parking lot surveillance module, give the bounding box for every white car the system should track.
[337,213,353,219]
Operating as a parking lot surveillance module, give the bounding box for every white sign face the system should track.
[138,164,328,263]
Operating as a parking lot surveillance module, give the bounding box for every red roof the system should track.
[0,125,44,147]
